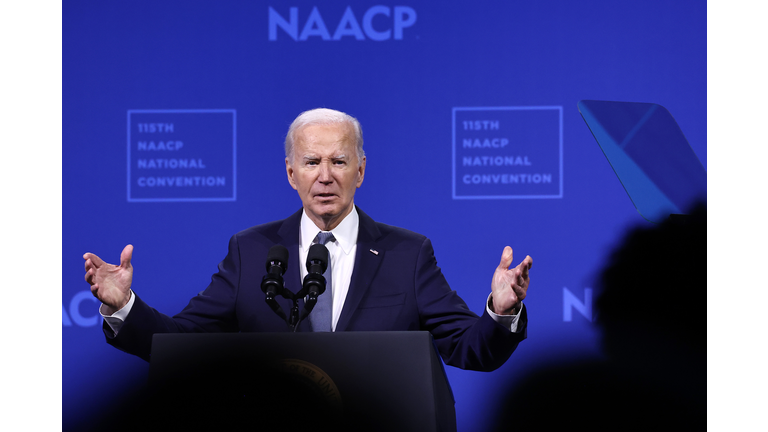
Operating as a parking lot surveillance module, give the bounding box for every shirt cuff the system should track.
[100,290,135,335]
[486,293,522,333]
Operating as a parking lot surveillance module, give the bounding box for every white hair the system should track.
[284,108,365,165]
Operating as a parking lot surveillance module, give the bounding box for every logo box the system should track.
[127,109,237,202]
[452,106,563,199]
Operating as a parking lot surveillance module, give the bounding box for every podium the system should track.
[145,331,456,432]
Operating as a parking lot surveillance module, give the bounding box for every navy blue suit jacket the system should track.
[106,207,527,370]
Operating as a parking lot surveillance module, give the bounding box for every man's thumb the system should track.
[497,246,514,270]
[120,244,134,268]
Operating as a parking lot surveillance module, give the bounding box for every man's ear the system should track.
[356,156,366,188]
[286,158,298,190]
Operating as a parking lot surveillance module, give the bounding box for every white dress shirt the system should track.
[299,208,358,331]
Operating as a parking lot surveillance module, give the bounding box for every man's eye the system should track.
[333,160,346,166]
[306,160,319,166]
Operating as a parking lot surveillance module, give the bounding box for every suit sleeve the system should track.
[415,238,527,371]
[105,234,243,361]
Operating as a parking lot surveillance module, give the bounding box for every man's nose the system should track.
[318,161,333,183]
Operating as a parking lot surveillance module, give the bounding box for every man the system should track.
[84,108,533,370]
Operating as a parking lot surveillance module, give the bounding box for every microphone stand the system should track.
[261,243,328,331]
[262,277,325,332]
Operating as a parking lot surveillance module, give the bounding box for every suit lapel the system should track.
[336,207,384,332]
[277,208,303,292]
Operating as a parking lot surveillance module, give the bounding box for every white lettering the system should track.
[563,287,592,322]
[299,6,331,40]
[69,291,100,327]
[462,156,531,166]
[62,304,72,326]
[137,123,174,133]
[268,6,298,40]
[462,138,510,148]
[269,6,417,41]
[137,176,227,187]
[137,159,206,169]
[461,173,552,184]
[363,6,391,41]
[393,6,417,39]
[462,120,500,130]
[332,6,365,40]
[137,141,183,151]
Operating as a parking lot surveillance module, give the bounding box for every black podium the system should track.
[145,331,456,432]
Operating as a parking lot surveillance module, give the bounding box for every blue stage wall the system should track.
[62,1,706,430]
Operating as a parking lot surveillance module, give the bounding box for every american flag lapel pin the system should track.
[369,249,379,256]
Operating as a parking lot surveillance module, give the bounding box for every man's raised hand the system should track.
[491,246,533,315]
[84,245,134,315]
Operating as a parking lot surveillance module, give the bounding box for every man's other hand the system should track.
[491,246,532,315]
[84,245,134,315]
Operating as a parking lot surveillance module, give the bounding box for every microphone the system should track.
[303,243,328,300]
[261,244,289,300]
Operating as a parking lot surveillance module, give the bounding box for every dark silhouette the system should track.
[493,203,706,431]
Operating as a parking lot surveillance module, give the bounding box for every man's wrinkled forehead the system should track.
[295,121,355,141]
[293,124,357,156]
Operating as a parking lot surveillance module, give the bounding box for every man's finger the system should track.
[84,252,105,268]
[521,256,532,278]
[497,246,514,270]
[514,268,526,285]
[513,284,526,302]
[120,244,134,269]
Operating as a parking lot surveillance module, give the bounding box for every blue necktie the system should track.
[310,231,334,332]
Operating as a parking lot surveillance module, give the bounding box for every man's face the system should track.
[286,122,366,230]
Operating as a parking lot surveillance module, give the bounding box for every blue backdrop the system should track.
[62,1,706,430]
